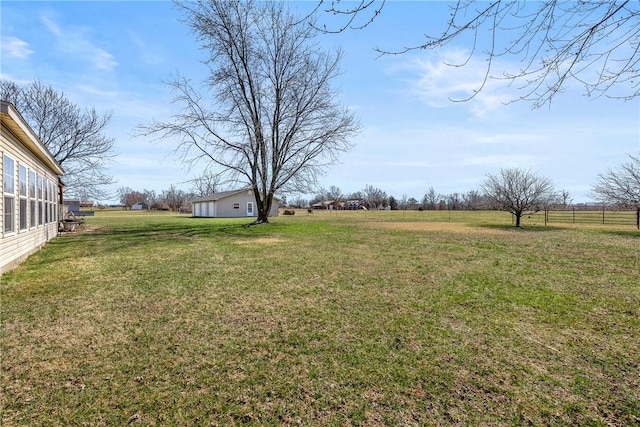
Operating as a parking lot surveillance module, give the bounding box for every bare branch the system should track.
[315,1,640,106]
[591,154,640,207]
[1,79,116,198]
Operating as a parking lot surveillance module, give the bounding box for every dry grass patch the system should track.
[367,220,512,235]
[233,236,287,245]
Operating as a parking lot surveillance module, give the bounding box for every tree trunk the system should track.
[253,195,272,225]
[514,212,522,227]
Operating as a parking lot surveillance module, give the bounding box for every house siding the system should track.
[1,102,63,274]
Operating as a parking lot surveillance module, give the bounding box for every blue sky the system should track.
[1,1,638,204]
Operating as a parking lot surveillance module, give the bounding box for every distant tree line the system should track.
[293,182,566,214]
[288,159,639,227]
[298,185,492,212]
[114,171,222,211]
[114,186,191,212]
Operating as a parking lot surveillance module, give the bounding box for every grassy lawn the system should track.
[1,210,639,426]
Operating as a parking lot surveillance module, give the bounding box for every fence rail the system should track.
[543,208,639,229]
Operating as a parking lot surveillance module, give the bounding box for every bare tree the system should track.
[290,197,309,208]
[559,189,573,208]
[144,189,158,206]
[315,1,640,106]
[190,170,221,197]
[462,190,484,210]
[115,186,132,207]
[326,185,343,204]
[591,154,640,208]
[362,184,387,210]
[481,168,557,227]
[399,194,408,210]
[407,197,418,209]
[139,0,359,224]
[161,184,187,212]
[116,187,146,209]
[422,186,440,210]
[347,191,364,201]
[446,192,463,210]
[1,79,115,198]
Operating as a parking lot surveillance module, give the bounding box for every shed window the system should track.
[233,203,240,209]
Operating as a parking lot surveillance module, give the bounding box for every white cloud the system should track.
[41,16,62,37]
[1,37,33,59]
[40,14,118,71]
[393,48,520,118]
[461,154,541,168]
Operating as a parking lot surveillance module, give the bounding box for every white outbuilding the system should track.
[191,189,280,218]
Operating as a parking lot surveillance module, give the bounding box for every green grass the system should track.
[1,210,639,426]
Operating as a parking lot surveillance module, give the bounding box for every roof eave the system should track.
[1,101,64,176]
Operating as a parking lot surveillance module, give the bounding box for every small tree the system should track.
[482,168,557,227]
[591,154,640,208]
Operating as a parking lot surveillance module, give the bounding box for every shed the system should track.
[1,101,64,274]
[191,189,280,218]
[131,202,149,210]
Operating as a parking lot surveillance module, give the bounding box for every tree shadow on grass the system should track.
[476,224,571,233]
[33,220,278,267]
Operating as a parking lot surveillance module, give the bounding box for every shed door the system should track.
[246,202,254,217]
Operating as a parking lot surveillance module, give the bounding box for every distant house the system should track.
[346,199,365,210]
[191,189,279,218]
[1,101,64,274]
[311,200,334,210]
[131,202,149,210]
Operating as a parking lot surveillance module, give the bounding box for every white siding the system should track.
[1,116,61,274]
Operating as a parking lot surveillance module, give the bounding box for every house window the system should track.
[3,154,15,233]
[47,180,55,223]
[29,170,36,228]
[52,181,58,222]
[37,174,43,226]
[233,202,240,209]
[45,180,50,224]
[19,164,27,230]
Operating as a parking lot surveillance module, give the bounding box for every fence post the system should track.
[637,208,639,230]
[602,205,605,224]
